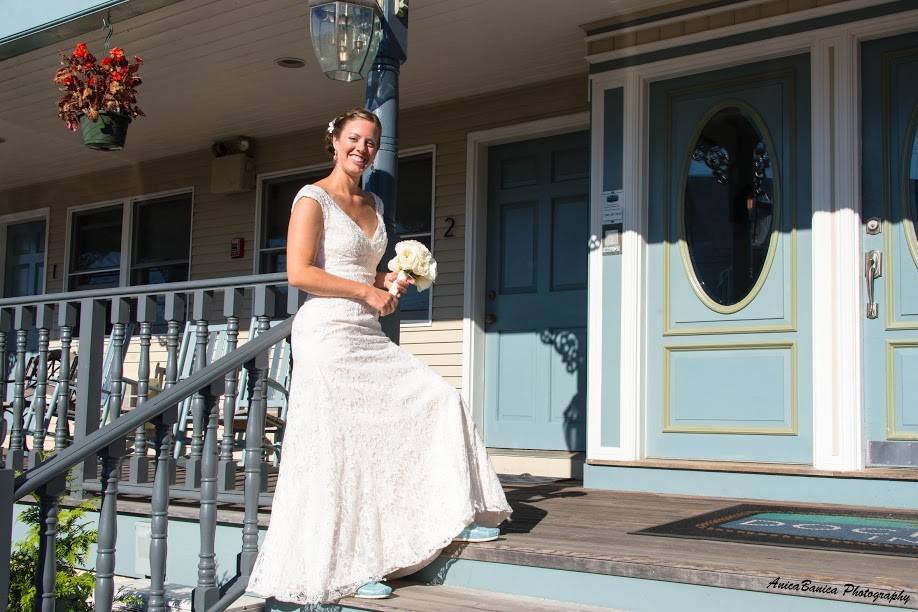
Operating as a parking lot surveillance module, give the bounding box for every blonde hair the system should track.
[325,108,382,155]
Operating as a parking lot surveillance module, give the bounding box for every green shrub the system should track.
[7,498,98,611]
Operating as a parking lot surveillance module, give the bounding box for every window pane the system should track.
[131,264,190,286]
[684,107,775,307]
[69,270,119,291]
[4,219,45,298]
[261,251,287,275]
[399,234,432,324]
[395,153,433,235]
[262,170,328,252]
[132,194,192,269]
[258,155,434,274]
[71,206,122,273]
[909,127,918,238]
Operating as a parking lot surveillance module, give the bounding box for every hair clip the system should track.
[327,119,336,134]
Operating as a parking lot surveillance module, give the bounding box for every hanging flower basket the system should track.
[79,111,131,150]
[54,42,144,151]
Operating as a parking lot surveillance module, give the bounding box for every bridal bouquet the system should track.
[387,240,438,295]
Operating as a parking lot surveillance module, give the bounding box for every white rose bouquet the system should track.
[387,239,438,295]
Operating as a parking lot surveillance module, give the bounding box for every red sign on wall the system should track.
[230,237,245,259]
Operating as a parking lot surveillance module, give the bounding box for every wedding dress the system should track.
[247,185,512,604]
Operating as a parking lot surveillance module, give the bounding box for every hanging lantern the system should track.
[308,0,383,82]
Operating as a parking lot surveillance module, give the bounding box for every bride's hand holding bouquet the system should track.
[365,241,437,317]
[387,240,438,295]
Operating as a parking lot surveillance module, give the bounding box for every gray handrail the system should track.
[0,273,288,308]
[13,316,293,500]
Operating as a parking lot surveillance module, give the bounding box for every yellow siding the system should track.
[586,0,849,56]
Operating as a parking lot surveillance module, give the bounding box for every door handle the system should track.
[485,314,497,325]
[865,250,883,320]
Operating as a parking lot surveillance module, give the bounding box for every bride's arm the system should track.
[287,197,398,314]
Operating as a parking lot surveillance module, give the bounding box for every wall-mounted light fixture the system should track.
[211,136,253,158]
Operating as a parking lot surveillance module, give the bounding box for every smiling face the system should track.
[333,118,380,176]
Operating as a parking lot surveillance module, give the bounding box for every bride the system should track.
[246,108,512,604]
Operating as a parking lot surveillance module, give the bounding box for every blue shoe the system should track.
[454,524,500,543]
[355,581,392,599]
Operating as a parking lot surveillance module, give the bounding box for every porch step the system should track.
[330,581,619,611]
[488,448,584,479]
[77,480,918,611]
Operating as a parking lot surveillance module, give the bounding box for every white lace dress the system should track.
[247,185,512,604]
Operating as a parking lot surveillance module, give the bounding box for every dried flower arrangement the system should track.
[54,42,144,149]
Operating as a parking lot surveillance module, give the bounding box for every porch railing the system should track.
[0,273,299,611]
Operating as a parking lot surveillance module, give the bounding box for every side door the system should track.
[862,32,918,465]
[484,131,590,451]
[3,219,46,298]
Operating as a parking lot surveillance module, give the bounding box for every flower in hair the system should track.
[327,119,336,134]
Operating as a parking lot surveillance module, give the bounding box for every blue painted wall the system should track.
[583,464,918,510]
[600,87,624,448]
[11,502,266,583]
[412,558,888,612]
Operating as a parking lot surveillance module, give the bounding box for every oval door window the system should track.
[684,106,776,308]
[907,123,918,264]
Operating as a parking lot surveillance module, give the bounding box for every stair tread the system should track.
[336,580,621,612]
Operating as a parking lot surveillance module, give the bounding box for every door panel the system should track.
[862,32,918,463]
[647,54,812,462]
[484,131,589,451]
[3,219,45,298]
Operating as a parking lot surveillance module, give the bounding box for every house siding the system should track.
[0,74,587,388]
[585,0,850,56]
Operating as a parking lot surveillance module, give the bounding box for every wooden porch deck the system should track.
[110,476,918,609]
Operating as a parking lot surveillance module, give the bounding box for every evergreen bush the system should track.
[7,497,97,611]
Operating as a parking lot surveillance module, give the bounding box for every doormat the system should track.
[635,504,918,557]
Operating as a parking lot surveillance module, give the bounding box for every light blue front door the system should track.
[862,33,918,464]
[3,219,45,298]
[646,55,813,462]
[484,131,589,451]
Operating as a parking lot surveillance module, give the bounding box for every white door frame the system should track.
[462,112,590,434]
[587,3,918,469]
[0,208,50,297]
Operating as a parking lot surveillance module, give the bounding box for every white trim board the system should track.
[0,207,50,298]
[461,112,590,435]
[586,70,648,463]
[585,6,918,468]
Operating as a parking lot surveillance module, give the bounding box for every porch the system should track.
[1,271,917,609]
[38,477,918,610]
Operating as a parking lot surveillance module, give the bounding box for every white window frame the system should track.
[253,145,437,326]
[253,160,332,276]
[0,208,50,297]
[64,199,130,291]
[396,145,437,328]
[127,188,195,287]
[64,188,194,291]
